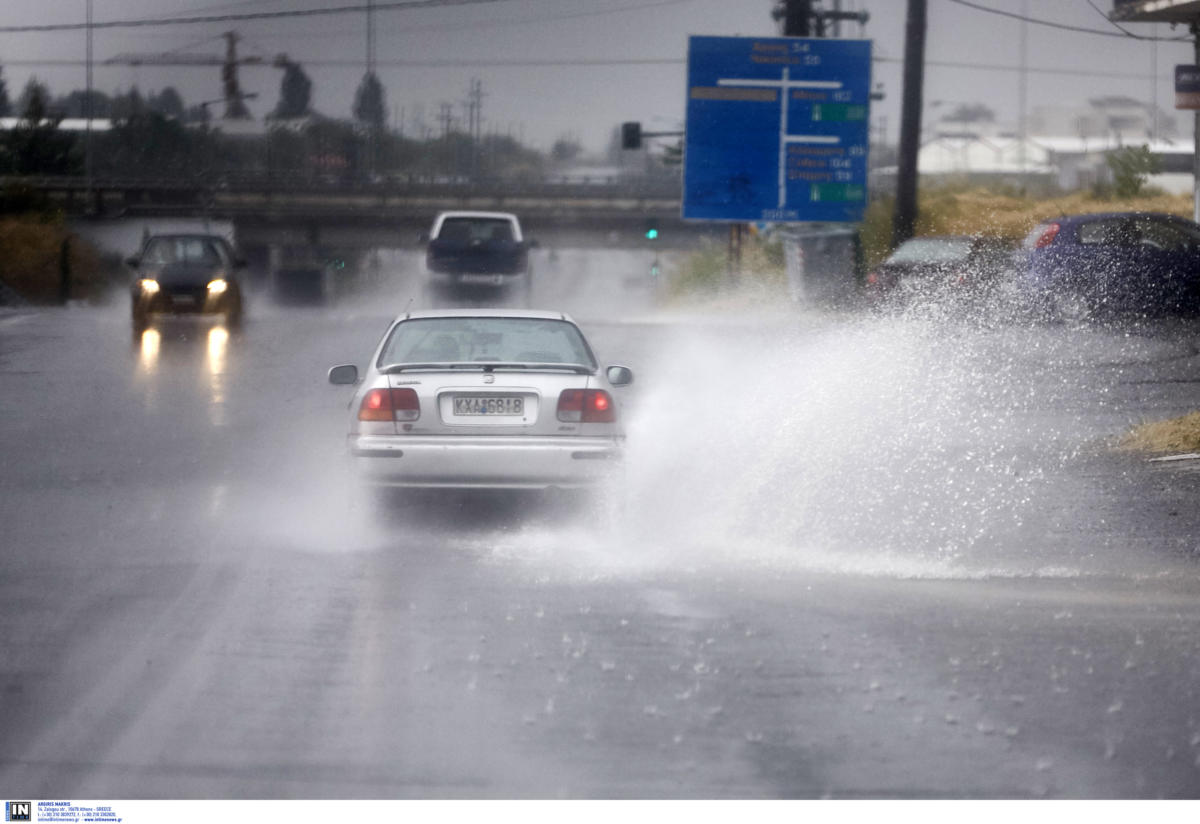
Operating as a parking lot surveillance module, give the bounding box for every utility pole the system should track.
[782,0,813,37]
[366,0,377,178]
[1018,0,1027,188]
[222,32,251,119]
[1193,22,1200,222]
[892,0,927,249]
[466,78,484,181]
[85,0,94,213]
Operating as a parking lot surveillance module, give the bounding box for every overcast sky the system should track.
[0,0,1193,153]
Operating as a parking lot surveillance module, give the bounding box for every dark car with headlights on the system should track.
[128,234,246,331]
[328,308,633,494]
[865,234,1014,304]
[1018,211,1200,319]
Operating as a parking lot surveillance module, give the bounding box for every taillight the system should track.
[557,389,616,423]
[1035,223,1060,249]
[358,387,420,422]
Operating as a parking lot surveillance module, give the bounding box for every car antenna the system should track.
[403,296,413,318]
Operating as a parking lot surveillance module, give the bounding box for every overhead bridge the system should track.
[8,174,713,250]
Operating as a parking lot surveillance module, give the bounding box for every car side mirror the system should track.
[328,364,358,385]
[233,257,248,270]
[527,238,540,249]
[418,232,430,243]
[125,255,141,268]
[606,365,634,387]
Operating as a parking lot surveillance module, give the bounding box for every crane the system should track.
[105,31,287,120]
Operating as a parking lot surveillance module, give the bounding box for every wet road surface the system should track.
[3,254,1200,798]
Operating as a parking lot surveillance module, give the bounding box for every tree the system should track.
[110,87,146,121]
[16,78,53,120]
[148,87,185,119]
[550,137,582,164]
[1106,144,1161,198]
[96,110,216,178]
[54,89,112,119]
[272,61,312,119]
[660,138,682,167]
[353,72,386,130]
[0,77,79,175]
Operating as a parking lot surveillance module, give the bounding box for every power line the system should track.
[234,0,696,41]
[0,0,515,33]
[944,0,1190,41]
[1085,0,1139,38]
[873,54,1161,81]
[1,54,1169,80]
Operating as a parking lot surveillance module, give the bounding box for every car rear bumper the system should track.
[347,434,622,489]
[427,270,527,288]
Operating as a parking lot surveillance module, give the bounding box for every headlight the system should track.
[139,279,160,294]
[207,279,228,294]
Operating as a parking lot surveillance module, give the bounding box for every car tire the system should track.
[131,303,149,334]
[224,295,243,331]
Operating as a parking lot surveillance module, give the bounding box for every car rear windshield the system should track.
[378,318,596,368]
[887,237,974,264]
[435,218,515,245]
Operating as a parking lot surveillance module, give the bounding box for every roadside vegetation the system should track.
[1119,412,1200,455]
[665,185,1194,301]
[0,187,114,305]
[858,186,1192,269]
[663,232,788,304]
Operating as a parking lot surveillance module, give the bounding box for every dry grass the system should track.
[860,187,1193,268]
[664,234,787,300]
[0,218,109,304]
[1118,412,1200,455]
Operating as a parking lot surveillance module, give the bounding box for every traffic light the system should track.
[621,121,642,150]
[644,218,659,241]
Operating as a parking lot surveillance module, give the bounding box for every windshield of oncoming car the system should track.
[886,237,974,265]
[378,318,596,368]
[143,236,227,266]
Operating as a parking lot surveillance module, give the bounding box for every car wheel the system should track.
[131,303,149,333]
[1051,293,1090,324]
[224,297,243,331]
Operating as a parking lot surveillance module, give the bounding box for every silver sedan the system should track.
[328,309,633,490]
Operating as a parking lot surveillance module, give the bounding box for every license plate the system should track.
[461,274,504,285]
[454,396,522,415]
[171,295,197,306]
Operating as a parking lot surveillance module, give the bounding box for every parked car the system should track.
[128,233,246,331]
[1017,212,1200,319]
[328,309,633,494]
[865,234,1014,303]
[422,211,536,300]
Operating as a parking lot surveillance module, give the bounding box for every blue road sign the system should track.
[683,36,872,223]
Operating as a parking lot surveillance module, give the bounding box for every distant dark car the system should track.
[1018,212,1200,319]
[129,234,246,331]
[422,211,535,299]
[865,235,1014,302]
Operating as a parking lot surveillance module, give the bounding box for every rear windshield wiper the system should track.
[379,362,594,375]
